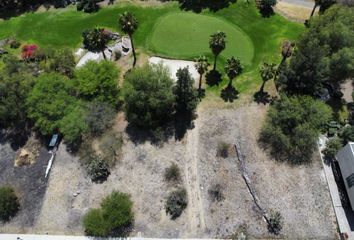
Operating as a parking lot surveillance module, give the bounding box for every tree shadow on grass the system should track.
[206,70,222,87]
[221,84,239,102]
[178,0,237,13]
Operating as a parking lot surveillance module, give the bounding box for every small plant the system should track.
[164,163,181,182]
[165,188,188,220]
[84,191,134,237]
[322,137,342,159]
[267,210,283,235]
[9,39,21,49]
[217,141,230,158]
[87,154,110,183]
[0,187,20,222]
[208,184,224,202]
[114,49,122,61]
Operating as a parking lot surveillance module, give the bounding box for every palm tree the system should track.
[280,40,294,66]
[209,31,226,71]
[259,62,277,92]
[119,11,138,67]
[224,57,242,87]
[310,0,320,18]
[82,28,109,60]
[194,55,210,94]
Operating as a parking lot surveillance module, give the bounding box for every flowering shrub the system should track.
[21,44,38,60]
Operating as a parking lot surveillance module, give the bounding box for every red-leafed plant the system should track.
[21,44,38,60]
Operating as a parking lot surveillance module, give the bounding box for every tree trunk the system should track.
[213,54,218,71]
[310,3,318,18]
[102,50,107,60]
[228,78,233,87]
[130,34,137,67]
[198,74,202,91]
[260,80,266,92]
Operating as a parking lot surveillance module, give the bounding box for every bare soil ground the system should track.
[275,1,316,22]
[0,103,337,238]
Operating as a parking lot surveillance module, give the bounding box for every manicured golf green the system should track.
[148,12,254,65]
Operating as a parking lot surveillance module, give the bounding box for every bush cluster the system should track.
[0,187,20,222]
[84,191,134,237]
[165,188,188,220]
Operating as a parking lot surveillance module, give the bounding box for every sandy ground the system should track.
[341,79,353,103]
[0,103,338,238]
[275,0,316,22]
[149,57,199,82]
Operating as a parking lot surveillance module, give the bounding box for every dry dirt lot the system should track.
[0,103,338,238]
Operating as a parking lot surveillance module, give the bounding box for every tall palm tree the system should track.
[209,31,226,71]
[280,40,294,66]
[310,0,320,18]
[259,62,277,92]
[119,11,138,67]
[194,55,210,94]
[82,28,109,60]
[224,57,242,87]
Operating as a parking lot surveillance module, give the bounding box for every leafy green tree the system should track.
[59,103,88,145]
[339,126,354,144]
[75,61,119,106]
[259,62,277,92]
[260,95,332,163]
[322,137,342,159]
[209,31,226,71]
[0,187,20,222]
[224,57,242,87]
[119,12,138,67]
[49,49,76,78]
[82,28,109,59]
[258,0,277,17]
[173,67,198,114]
[83,191,133,237]
[85,101,116,136]
[26,73,76,135]
[194,55,210,94]
[310,0,336,18]
[123,63,174,129]
[77,0,99,13]
[0,72,34,128]
[279,6,354,97]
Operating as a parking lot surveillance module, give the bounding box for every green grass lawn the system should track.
[147,12,254,65]
[0,1,304,95]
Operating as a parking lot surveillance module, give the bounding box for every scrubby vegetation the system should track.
[165,188,188,220]
[164,163,181,183]
[84,191,133,237]
[0,187,20,222]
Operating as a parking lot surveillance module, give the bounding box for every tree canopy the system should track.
[260,95,332,163]
[123,63,175,129]
[278,5,354,97]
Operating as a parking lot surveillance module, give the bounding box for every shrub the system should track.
[84,191,133,237]
[267,210,283,235]
[9,39,20,49]
[49,49,76,77]
[164,163,181,182]
[339,126,354,144]
[165,188,188,219]
[217,141,230,158]
[123,63,175,129]
[0,187,20,222]
[208,184,224,202]
[322,137,342,159]
[260,95,332,163]
[87,154,110,182]
[85,101,116,136]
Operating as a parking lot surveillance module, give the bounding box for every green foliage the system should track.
[209,31,226,70]
[123,63,174,129]
[87,154,110,182]
[84,191,133,237]
[119,11,138,36]
[164,163,181,182]
[0,72,34,128]
[77,0,99,13]
[75,61,119,106]
[82,28,109,55]
[173,67,198,114]
[49,48,76,78]
[224,57,243,84]
[0,187,20,222]
[26,73,76,135]
[85,101,116,136]
[260,95,332,163]
[339,126,354,145]
[59,103,88,145]
[165,188,188,220]
[322,137,342,159]
[279,6,354,96]
[267,210,283,235]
